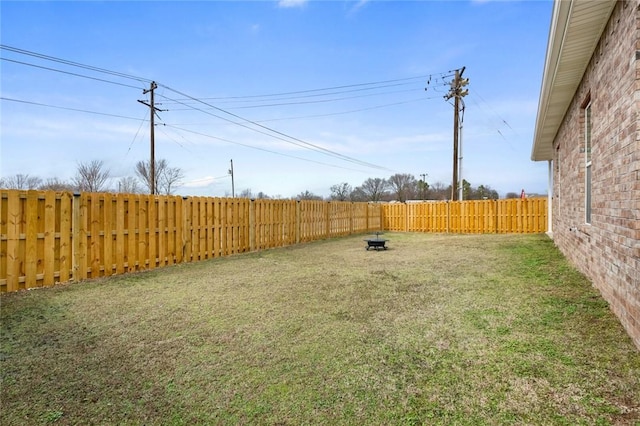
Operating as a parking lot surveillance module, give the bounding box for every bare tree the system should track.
[135,159,184,195]
[387,173,417,202]
[350,187,368,202]
[118,176,143,194]
[296,190,323,201]
[329,182,353,201]
[73,160,111,192]
[160,164,184,195]
[237,189,270,199]
[239,188,254,199]
[356,177,388,202]
[0,174,42,190]
[427,181,450,200]
[135,160,155,194]
[256,191,270,199]
[39,178,74,191]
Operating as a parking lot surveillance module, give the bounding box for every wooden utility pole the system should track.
[229,159,235,198]
[138,81,163,194]
[445,67,468,201]
[452,74,460,201]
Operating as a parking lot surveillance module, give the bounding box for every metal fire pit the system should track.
[364,232,388,251]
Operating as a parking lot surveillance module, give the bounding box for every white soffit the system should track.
[531,0,616,161]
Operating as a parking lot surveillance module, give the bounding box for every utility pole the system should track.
[229,159,235,198]
[451,70,460,201]
[445,67,468,201]
[138,81,163,195]
[458,113,465,201]
[420,173,428,200]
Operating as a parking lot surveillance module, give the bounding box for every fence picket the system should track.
[103,194,113,276]
[89,194,101,278]
[59,192,72,283]
[24,191,38,289]
[148,196,157,269]
[115,194,126,274]
[167,196,176,265]
[4,191,20,291]
[43,191,55,286]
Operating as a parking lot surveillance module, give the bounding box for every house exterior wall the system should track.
[551,0,639,348]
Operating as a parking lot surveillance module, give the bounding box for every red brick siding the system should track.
[551,0,640,349]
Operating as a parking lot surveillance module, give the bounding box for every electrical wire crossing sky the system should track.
[0,1,552,198]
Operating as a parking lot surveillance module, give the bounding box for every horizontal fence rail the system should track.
[0,191,545,293]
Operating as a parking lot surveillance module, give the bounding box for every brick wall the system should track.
[551,0,640,349]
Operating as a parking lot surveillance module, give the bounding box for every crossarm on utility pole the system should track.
[444,67,468,201]
[138,81,164,194]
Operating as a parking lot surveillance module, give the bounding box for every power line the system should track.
[125,109,150,157]
[0,93,430,129]
[163,124,383,173]
[255,96,436,123]
[232,86,419,105]
[163,73,451,103]
[160,84,439,108]
[0,58,144,90]
[0,44,151,84]
[156,122,192,152]
[165,96,441,126]
[0,96,147,121]
[466,92,517,152]
[158,87,393,172]
[158,76,452,112]
[159,91,370,167]
[0,92,403,175]
[467,90,515,131]
[2,44,451,174]
[1,44,453,108]
[160,88,422,111]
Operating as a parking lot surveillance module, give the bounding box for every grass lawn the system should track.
[1,233,639,425]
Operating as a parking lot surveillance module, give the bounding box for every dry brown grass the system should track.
[1,233,639,425]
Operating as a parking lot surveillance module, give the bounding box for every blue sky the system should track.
[1,0,552,198]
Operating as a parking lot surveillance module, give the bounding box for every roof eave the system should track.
[531,0,617,162]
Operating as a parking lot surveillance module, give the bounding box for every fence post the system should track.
[72,192,82,282]
[366,203,370,232]
[182,196,189,263]
[43,191,56,287]
[249,198,256,252]
[5,191,20,292]
[59,192,72,284]
[325,201,330,238]
[349,202,354,235]
[405,203,409,232]
[24,191,38,289]
[296,200,301,244]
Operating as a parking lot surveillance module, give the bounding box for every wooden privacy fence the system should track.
[381,198,547,234]
[0,191,383,292]
[0,191,546,293]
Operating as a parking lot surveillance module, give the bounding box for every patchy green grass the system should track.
[1,233,639,425]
